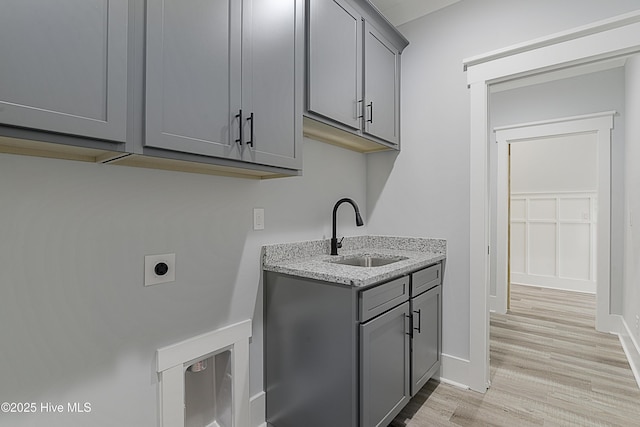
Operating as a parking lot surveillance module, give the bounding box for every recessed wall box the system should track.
[145,253,176,286]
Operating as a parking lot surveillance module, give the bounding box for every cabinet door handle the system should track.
[367,102,373,123]
[357,99,364,119]
[235,109,244,144]
[413,309,421,334]
[246,112,254,147]
[405,314,412,337]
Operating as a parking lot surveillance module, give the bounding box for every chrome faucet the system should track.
[331,198,364,255]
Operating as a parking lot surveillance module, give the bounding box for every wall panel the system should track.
[511,192,596,293]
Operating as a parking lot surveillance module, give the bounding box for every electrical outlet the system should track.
[144,253,176,286]
[253,208,265,230]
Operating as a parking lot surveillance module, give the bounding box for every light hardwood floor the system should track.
[391,284,640,426]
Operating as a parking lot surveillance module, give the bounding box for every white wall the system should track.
[623,55,640,364]
[367,0,640,366]
[509,135,598,293]
[510,191,598,293]
[510,134,598,193]
[0,137,367,426]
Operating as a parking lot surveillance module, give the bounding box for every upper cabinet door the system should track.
[0,0,128,142]
[145,0,242,158]
[363,21,401,145]
[307,0,362,130]
[240,0,302,170]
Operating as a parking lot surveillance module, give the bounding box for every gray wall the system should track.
[366,0,640,361]
[489,68,626,308]
[0,137,367,426]
[624,55,640,348]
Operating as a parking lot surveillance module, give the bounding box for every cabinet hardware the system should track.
[246,112,254,147]
[367,101,373,123]
[413,309,422,333]
[357,99,364,119]
[235,109,244,144]
[405,314,413,337]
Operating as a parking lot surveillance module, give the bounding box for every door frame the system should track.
[463,10,640,393]
[493,112,614,316]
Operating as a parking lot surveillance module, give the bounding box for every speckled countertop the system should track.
[262,235,446,287]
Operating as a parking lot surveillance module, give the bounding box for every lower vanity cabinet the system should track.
[410,279,442,394]
[360,300,411,427]
[264,262,443,427]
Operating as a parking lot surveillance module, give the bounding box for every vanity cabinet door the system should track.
[0,0,128,142]
[410,284,441,395]
[363,21,401,146]
[307,0,362,130]
[360,301,410,427]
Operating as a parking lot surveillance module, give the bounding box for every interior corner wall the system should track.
[489,68,626,310]
[623,54,640,346]
[0,137,367,427]
[366,0,639,365]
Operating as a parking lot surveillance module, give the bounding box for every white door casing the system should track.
[463,10,640,393]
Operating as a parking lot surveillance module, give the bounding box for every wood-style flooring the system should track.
[390,284,640,426]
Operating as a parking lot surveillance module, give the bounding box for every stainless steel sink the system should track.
[327,255,408,267]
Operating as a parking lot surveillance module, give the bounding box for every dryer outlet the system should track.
[145,253,176,286]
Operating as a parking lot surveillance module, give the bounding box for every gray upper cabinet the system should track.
[145,0,242,159]
[0,0,128,143]
[363,21,400,145]
[240,0,303,170]
[145,0,302,171]
[304,0,408,152]
[307,0,362,130]
[0,0,301,178]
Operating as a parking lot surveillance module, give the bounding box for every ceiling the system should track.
[369,0,460,26]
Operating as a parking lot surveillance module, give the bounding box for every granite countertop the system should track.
[262,235,446,287]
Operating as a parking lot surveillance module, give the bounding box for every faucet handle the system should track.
[337,236,344,249]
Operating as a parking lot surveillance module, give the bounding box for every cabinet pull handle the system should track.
[357,99,364,119]
[246,112,254,147]
[367,102,373,123]
[413,309,421,334]
[405,314,412,337]
[235,109,244,144]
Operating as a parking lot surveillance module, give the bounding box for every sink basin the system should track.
[327,255,408,267]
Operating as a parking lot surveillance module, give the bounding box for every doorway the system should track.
[464,13,640,392]
[492,113,612,315]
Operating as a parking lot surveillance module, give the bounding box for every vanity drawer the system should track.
[411,263,442,296]
[359,276,409,322]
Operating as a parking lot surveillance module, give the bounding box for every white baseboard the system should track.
[619,318,640,390]
[250,391,266,427]
[511,277,595,294]
[489,295,507,314]
[439,353,470,389]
